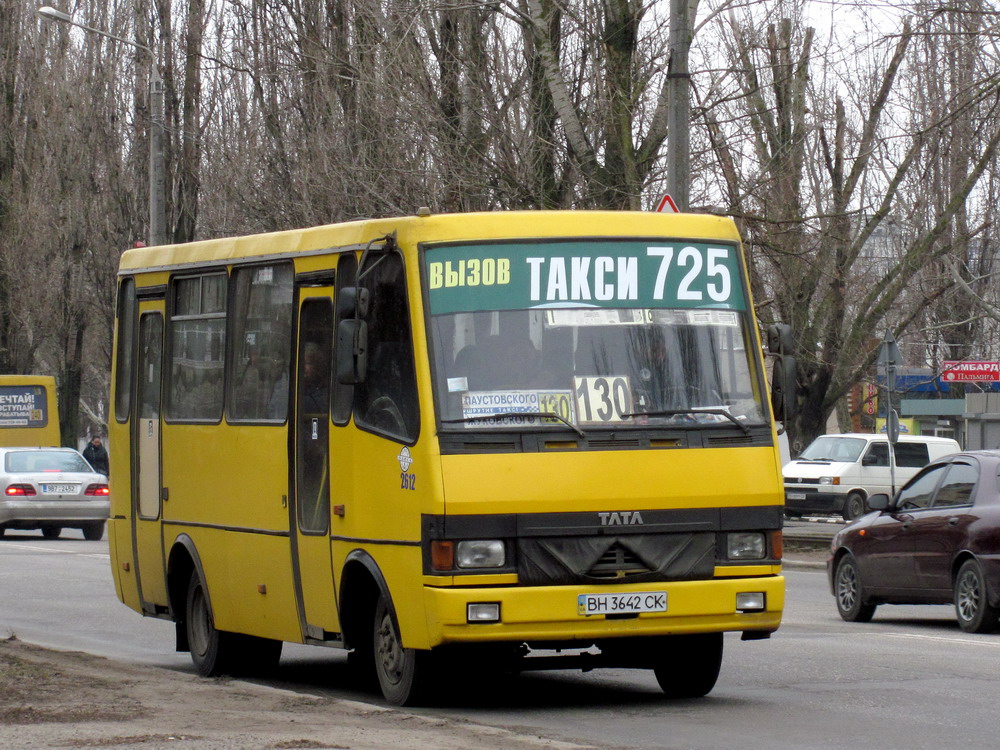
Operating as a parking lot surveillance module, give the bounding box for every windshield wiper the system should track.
[442,411,586,438]
[622,408,751,435]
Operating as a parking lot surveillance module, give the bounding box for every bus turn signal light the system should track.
[431,541,454,571]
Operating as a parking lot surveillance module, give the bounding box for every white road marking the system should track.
[1,543,109,559]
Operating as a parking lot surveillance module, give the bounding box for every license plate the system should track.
[787,492,806,500]
[577,591,667,617]
[42,484,77,494]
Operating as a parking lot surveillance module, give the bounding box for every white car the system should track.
[784,433,960,520]
[0,447,110,540]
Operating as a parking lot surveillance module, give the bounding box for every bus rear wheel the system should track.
[652,633,724,699]
[184,570,284,677]
[373,592,436,706]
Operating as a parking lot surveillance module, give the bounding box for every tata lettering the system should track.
[424,241,746,314]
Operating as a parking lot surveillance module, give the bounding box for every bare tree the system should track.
[700,1,1000,450]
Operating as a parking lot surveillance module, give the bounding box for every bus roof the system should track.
[118,210,743,274]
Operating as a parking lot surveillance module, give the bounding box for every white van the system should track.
[783,433,961,520]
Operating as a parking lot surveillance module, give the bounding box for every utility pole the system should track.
[37,6,168,247]
[666,0,692,211]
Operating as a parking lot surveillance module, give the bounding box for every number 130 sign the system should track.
[574,376,634,423]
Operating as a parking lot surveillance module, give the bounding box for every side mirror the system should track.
[767,323,794,356]
[861,453,877,466]
[867,493,890,511]
[337,286,370,319]
[771,355,797,422]
[766,324,797,422]
[336,319,368,384]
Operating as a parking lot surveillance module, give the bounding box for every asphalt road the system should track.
[3,528,1000,749]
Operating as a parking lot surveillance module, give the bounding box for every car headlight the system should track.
[456,540,505,568]
[727,532,766,560]
[818,476,840,485]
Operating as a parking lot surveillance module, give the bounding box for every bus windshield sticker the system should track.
[573,376,635,424]
[460,390,575,428]
[682,310,740,327]
[424,241,745,315]
[447,376,469,393]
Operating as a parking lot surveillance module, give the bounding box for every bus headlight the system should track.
[727,532,766,560]
[456,540,505,568]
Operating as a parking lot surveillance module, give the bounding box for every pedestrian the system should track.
[83,435,109,476]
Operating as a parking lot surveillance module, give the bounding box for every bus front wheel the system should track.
[652,633,723,699]
[373,592,436,706]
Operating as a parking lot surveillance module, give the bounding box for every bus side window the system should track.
[226,263,294,422]
[355,252,419,442]
[115,278,137,422]
[332,254,358,425]
[167,273,227,422]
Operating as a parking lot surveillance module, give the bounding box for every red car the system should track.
[829,449,1000,633]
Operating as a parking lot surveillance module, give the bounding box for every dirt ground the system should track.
[0,637,588,750]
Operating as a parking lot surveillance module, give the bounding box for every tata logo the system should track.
[598,511,644,526]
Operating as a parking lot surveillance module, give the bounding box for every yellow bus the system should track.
[108,210,793,705]
[0,375,60,448]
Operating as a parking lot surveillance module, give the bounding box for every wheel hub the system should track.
[376,612,404,685]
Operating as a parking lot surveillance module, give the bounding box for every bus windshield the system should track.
[424,240,767,432]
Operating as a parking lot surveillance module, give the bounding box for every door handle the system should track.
[948,516,960,526]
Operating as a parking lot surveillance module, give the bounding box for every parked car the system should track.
[828,449,1000,633]
[0,447,110,540]
[784,433,960,520]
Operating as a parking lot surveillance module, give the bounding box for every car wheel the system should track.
[834,555,876,622]
[954,559,1000,634]
[653,633,724,699]
[81,521,105,541]
[842,492,866,521]
[373,592,436,706]
[41,526,62,539]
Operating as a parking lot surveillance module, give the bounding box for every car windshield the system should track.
[798,437,867,463]
[424,239,767,432]
[5,451,91,473]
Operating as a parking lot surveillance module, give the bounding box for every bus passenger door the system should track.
[292,290,339,639]
[134,309,167,611]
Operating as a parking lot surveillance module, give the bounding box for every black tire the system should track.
[238,634,283,675]
[82,521,105,541]
[41,526,62,539]
[373,592,436,706]
[842,492,866,521]
[834,555,876,622]
[186,570,248,677]
[954,559,1000,634]
[652,633,724,699]
[0,527,6,539]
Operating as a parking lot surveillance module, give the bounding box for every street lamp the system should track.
[37,6,168,247]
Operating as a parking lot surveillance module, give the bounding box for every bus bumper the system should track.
[422,574,784,647]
